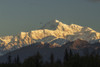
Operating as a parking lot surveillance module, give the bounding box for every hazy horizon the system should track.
[0,0,100,36]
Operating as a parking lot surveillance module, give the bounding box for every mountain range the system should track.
[0,19,100,56]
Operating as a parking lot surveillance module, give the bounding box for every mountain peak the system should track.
[41,19,61,30]
[70,24,80,26]
[53,19,60,23]
[49,19,61,24]
[70,24,83,28]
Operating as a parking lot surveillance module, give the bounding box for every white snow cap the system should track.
[54,19,60,22]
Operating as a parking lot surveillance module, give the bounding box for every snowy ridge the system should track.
[0,19,100,55]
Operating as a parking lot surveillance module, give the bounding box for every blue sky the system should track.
[0,0,100,36]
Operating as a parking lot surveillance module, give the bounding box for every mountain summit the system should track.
[0,20,100,55]
[41,19,83,32]
[41,19,60,30]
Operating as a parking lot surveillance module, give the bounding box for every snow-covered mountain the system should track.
[0,19,100,55]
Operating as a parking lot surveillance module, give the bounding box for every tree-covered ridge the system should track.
[0,48,100,67]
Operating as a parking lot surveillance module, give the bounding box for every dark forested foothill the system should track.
[0,48,100,67]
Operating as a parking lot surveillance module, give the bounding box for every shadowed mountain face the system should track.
[0,19,100,55]
[0,39,100,63]
[70,39,90,49]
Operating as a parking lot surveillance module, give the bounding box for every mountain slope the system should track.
[0,39,100,63]
[0,19,100,55]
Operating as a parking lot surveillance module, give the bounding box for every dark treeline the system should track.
[0,48,100,67]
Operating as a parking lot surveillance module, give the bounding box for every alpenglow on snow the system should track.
[0,19,100,55]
